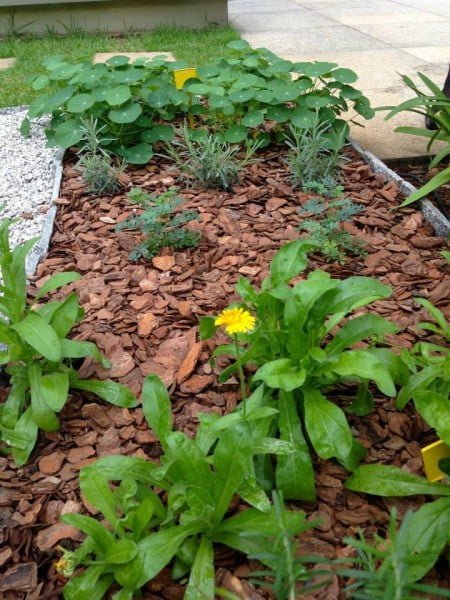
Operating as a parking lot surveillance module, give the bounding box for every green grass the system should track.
[0,26,240,108]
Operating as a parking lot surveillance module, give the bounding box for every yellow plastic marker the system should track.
[173,68,198,90]
[421,439,450,482]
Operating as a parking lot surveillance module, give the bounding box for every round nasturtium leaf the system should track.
[197,64,221,79]
[51,120,83,148]
[32,75,50,91]
[305,94,334,109]
[49,63,81,81]
[43,55,65,70]
[228,89,255,103]
[332,68,358,84]
[208,94,234,112]
[270,81,300,103]
[105,85,132,106]
[141,124,174,143]
[231,73,259,89]
[297,61,337,78]
[66,93,95,113]
[241,109,265,128]
[289,108,317,128]
[73,65,108,86]
[222,125,248,143]
[184,83,211,95]
[266,105,290,123]
[105,55,130,67]
[147,89,171,108]
[121,143,154,165]
[254,89,275,104]
[109,102,142,124]
[339,85,363,100]
[226,39,251,51]
[111,67,144,85]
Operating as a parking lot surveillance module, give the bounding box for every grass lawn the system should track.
[0,26,240,108]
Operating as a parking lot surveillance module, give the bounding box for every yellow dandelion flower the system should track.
[215,307,256,335]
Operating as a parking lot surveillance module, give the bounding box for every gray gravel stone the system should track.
[0,106,64,275]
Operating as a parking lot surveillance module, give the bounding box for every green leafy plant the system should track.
[22,53,180,164]
[0,219,137,464]
[299,197,365,264]
[284,119,346,191]
[164,124,260,190]
[201,240,398,501]
[247,491,329,599]
[191,40,374,145]
[339,508,450,599]
[397,298,450,445]
[58,374,304,600]
[23,42,373,161]
[383,72,450,206]
[116,188,201,261]
[76,116,126,195]
[346,464,450,588]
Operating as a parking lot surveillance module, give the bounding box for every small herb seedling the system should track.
[117,188,201,260]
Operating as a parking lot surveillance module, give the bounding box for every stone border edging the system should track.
[350,138,450,238]
[25,146,64,277]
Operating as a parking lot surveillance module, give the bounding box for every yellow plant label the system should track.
[173,68,198,90]
[421,439,450,482]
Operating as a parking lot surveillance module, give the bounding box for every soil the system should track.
[385,155,450,220]
[1,146,449,599]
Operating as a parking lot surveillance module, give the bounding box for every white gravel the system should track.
[0,106,63,272]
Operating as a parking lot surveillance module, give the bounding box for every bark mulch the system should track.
[1,147,449,599]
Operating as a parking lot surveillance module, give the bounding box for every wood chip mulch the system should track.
[1,147,449,599]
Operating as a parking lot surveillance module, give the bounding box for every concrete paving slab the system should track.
[299,0,413,17]
[231,9,337,32]
[401,46,450,63]
[0,58,16,70]
[394,0,450,19]
[93,51,175,64]
[243,26,389,55]
[354,21,450,48]
[334,12,446,25]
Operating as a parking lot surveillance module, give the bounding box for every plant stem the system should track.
[233,334,247,418]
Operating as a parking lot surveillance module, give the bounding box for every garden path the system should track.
[229,0,450,159]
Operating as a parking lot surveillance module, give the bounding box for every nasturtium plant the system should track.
[201,240,398,501]
[58,375,303,600]
[23,42,373,162]
[0,219,137,464]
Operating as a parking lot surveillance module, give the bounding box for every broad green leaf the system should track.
[28,364,59,432]
[329,350,396,397]
[35,271,81,301]
[141,124,174,143]
[276,390,315,501]
[32,75,50,91]
[71,379,138,408]
[60,339,107,366]
[61,513,115,554]
[67,93,95,113]
[199,316,217,340]
[49,292,82,338]
[290,107,316,128]
[63,567,113,600]
[106,55,130,67]
[142,374,173,444]
[304,389,354,464]
[50,120,83,149]
[332,68,358,84]
[136,524,200,587]
[327,314,398,355]
[104,85,132,106]
[346,465,450,496]
[221,125,248,143]
[227,39,250,51]
[295,61,337,77]
[241,109,265,128]
[266,104,290,123]
[184,536,215,600]
[109,102,142,124]
[39,372,69,412]
[11,407,38,465]
[1,376,28,429]
[80,467,119,527]
[90,455,169,488]
[13,312,62,362]
[121,143,153,164]
[406,498,450,582]
[268,239,311,287]
[165,431,213,489]
[213,422,253,523]
[400,166,450,206]
[413,390,450,445]
[228,89,255,103]
[105,539,138,564]
[321,276,392,317]
[254,359,306,392]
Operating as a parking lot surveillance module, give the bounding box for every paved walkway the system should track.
[229,0,450,159]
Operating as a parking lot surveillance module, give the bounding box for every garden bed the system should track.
[1,145,449,598]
